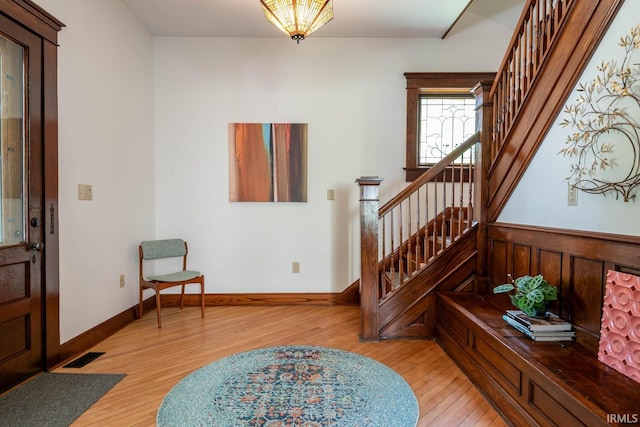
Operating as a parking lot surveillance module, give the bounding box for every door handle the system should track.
[30,242,44,251]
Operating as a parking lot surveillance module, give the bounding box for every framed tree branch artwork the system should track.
[559,24,640,202]
[229,123,308,202]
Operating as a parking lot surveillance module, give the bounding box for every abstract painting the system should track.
[229,123,307,202]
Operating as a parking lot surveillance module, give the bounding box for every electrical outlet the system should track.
[292,262,300,273]
[119,274,125,288]
[78,184,93,201]
[567,183,578,206]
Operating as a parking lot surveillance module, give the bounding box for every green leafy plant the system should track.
[493,274,558,317]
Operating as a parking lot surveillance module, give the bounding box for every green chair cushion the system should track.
[147,270,201,282]
[140,239,186,260]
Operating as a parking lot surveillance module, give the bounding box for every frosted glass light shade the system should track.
[261,0,334,43]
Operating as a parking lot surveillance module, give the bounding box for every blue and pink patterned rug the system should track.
[157,345,418,426]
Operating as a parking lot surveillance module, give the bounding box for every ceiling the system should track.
[121,0,524,39]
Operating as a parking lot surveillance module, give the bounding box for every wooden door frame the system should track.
[0,0,64,370]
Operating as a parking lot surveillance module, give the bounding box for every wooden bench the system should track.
[437,292,640,427]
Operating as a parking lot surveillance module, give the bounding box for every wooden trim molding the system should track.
[59,289,360,366]
[486,222,640,353]
[404,72,495,182]
[0,0,64,44]
[162,290,360,307]
[488,222,640,265]
[56,299,154,368]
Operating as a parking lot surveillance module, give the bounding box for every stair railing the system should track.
[357,131,481,340]
[491,0,575,164]
[379,131,480,292]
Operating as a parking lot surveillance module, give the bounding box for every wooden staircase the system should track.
[379,206,470,298]
[356,131,486,340]
[486,0,623,221]
[356,0,625,341]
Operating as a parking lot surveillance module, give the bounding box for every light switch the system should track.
[78,184,93,201]
[567,183,577,206]
[327,189,335,201]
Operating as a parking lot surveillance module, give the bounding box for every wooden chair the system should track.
[138,239,205,328]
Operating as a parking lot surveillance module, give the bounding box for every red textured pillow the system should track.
[598,270,640,383]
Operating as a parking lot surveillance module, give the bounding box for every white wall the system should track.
[153,11,518,295]
[34,0,156,343]
[499,1,640,236]
[29,0,520,342]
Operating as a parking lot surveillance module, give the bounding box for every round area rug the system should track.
[157,345,418,427]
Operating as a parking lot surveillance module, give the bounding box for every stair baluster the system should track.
[491,0,575,164]
[370,132,481,303]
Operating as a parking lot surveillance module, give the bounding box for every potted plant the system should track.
[493,274,558,318]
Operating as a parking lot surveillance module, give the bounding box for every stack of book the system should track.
[502,309,575,341]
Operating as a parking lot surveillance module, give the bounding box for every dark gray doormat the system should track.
[0,372,125,427]
[64,352,105,368]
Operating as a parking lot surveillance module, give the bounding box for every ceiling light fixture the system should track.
[260,0,334,44]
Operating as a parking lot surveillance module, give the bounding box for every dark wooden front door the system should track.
[0,12,46,392]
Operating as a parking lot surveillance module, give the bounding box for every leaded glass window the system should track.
[418,95,476,165]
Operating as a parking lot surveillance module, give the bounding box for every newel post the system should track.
[473,81,494,293]
[356,176,383,342]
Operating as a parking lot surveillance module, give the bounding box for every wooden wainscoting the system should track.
[487,222,640,353]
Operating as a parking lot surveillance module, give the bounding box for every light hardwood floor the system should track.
[56,305,508,426]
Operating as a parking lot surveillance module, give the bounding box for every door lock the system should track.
[30,242,44,251]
